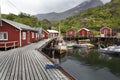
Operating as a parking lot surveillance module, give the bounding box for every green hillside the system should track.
[2,0,120,35]
[53,0,120,34]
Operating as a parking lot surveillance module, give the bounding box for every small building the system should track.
[100,26,112,37]
[35,27,44,40]
[78,28,91,37]
[47,30,59,38]
[43,29,49,39]
[0,19,38,49]
[66,28,76,37]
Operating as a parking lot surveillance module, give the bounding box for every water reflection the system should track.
[61,47,120,80]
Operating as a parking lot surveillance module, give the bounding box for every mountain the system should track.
[52,0,120,34]
[35,0,103,21]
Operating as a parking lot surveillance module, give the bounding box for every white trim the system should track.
[78,28,90,32]
[32,32,34,38]
[100,26,112,31]
[0,32,8,40]
[22,32,26,40]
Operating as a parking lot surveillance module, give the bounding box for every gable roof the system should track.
[35,27,43,33]
[2,19,36,31]
[100,26,112,31]
[78,28,90,32]
[47,30,59,33]
[67,28,76,32]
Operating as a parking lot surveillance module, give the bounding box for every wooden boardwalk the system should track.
[0,39,74,80]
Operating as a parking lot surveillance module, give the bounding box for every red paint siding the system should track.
[66,29,76,37]
[30,31,36,43]
[0,21,39,47]
[101,27,112,35]
[78,29,90,37]
[21,31,28,46]
[43,31,49,39]
[0,21,20,46]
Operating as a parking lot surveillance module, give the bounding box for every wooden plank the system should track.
[9,53,18,80]
[21,53,26,80]
[32,50,55,80]
[0,39,72,80]
[14,52,19,80]
[0,54,14,80]
[4,53,16,80]
[27,51,43,80]
[27,51,39,80]
[25,51,34,80]
[32,51,52,80]
[36,51,70,80]
[24,52,31,80]
[34,51,59,80]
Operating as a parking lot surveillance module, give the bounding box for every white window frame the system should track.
[36,33,38,38]
[0,32,8,40]
[32,32,34,38]
[22,32,26,40]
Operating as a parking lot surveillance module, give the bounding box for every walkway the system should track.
[0,39,73,80]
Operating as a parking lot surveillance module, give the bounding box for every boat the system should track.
[98,45,120,55]
[72,43,94,49]
[66,41,76,49]
[72,39,94,49]
[54,38,68,58]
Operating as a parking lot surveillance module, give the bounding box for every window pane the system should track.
[0,33,2,39]
[22,32,26,40]
[4,33,7,39]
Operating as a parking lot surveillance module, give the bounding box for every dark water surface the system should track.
[60,48,120,80]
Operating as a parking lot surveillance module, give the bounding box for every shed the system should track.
[78,28,91,37]
[100,26,112,37]
[35,27,44,40]
[66,28,76,37]
[0,19,38,49]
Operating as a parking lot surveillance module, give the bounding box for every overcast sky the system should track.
[1,0,111,15]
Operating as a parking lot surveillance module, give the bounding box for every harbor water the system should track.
[60,47,120,80]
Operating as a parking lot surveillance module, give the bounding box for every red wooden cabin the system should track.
[66,28,76,37]
[100,26,112,37]
[78,28,91,37]
[0,19,38,49]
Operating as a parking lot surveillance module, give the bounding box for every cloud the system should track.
[1,0,111,15]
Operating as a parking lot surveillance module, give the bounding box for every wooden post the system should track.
[5,43,7,51]
[14,41,15,48]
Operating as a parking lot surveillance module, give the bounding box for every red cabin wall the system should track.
[66,29,76,37]
[21,31,28,46]
[0,21,20,46]
[43,31,49,39]
[30,31,37,43]
[101,27,111,35]
[21,31,38,46]
[78,29,89,37]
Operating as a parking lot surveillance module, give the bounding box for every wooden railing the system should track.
[0,41,19,50]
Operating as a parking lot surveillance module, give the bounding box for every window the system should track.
[22,32,26,40]
[0,32,8,40]
[82,31,85,37]
[69,31,73,35]
[32,32,34,38]
[36,33,38,38]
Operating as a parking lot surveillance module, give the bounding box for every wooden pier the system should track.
[0,39,75,80]
[63,36,120,45]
